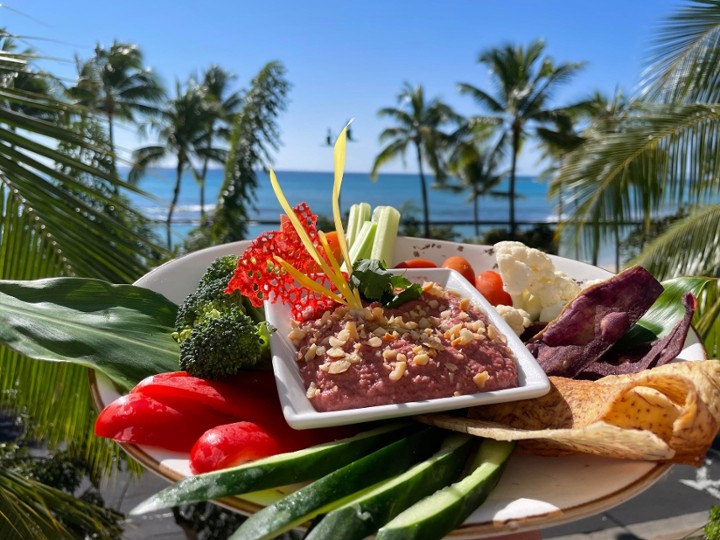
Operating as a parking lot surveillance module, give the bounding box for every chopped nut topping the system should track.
[288,327,306,343]
[382,348,397,361]
[389,361,407,381]
[367,336,382,348]
[326,347,346,359]
[328,360,351,374]
[473,370,490,388]
[413,353,430,366]
[304,343,318,361]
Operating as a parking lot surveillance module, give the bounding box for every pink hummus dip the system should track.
[287,281,519,412]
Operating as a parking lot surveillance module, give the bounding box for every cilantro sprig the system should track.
[350,259,422,308]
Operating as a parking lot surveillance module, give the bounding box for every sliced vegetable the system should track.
[346,202,371,249]
[130,370,281,425]
[190,421,284,474]
[376,439,515,540]
[475,270,513,307]
[321,230,343,263]
[304,433,475,540]
[94,393,236,452]
[130,423,416,515]
[394,258,438,269]
[441,256,476,284]
[370,206,401,266]
[0,278,179,391]
[232,426,443,540]
[347,220,377,267]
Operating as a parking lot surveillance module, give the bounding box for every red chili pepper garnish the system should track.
[226,202,340,320]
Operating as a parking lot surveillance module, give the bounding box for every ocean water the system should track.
[125,168,557,243]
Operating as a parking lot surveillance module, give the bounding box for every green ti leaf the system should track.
[617,276,714,349]
[0,278,180,392]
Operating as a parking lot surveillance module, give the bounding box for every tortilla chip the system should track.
[418,360,720,465]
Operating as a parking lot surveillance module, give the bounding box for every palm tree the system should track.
[446,139,506,238]
[194,61,291,248]
[371,83,461,238]
[552,0,720,354]
[70,41,164,173]
[458,40,585,237]
[0,36,165,538]
[130,80,212,250]
[194,65,242,219]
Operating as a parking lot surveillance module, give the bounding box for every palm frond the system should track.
[695,279,720,357]
[0,468,122,540]
[631,203,720,278]
[644,0,720,102]
[554,103,720,261]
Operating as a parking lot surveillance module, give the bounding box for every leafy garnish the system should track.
[616,276,713,348]
[0,278,179,391]
[350,259,422,308]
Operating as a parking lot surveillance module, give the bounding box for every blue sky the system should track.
[4,0,682,174]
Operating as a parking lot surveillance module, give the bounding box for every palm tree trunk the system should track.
[473,187,480,237]
[107,112,118,196]
[415,143,430,238]
[199,158,209,220]
[509,122,520,238]
[167,159,184,250]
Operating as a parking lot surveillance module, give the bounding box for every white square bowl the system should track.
[265,268,550,429]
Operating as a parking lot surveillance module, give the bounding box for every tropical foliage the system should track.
[0,33,168,539]
[69,41,165,174]
[552,0,720,354]
[183,60,290,250]
[194,65,243,219]
[130,80,214,249]
[458,39,586,236]
[371,82,461,238]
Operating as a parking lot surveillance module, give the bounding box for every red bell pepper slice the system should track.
[94,392,237,453]
[130,370,283,426]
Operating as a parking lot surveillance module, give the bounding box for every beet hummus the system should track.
[287,281,519,412]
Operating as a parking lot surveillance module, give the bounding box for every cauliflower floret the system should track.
[495,304,532,336]
[494,241,581,322]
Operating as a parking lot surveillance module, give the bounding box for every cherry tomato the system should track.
[441,256,476,284]
[394,258,438,269]
[475,270,513,306]
[190,421,284,473]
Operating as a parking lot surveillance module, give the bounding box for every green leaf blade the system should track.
[0,278,180,391]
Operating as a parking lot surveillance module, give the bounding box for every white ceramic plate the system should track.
[266,267,550,429]
[90,236,707,538]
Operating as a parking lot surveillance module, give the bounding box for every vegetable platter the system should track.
[90,235,707,538]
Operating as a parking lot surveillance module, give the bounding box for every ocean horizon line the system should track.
[118,165,541,179]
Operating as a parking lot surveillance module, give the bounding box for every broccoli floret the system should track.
[199,254,241,287]
[178,304,270,379]
[173,255,272,380]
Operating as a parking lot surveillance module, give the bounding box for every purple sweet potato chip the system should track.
[527,266,664,378]
[579,292,697,379]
